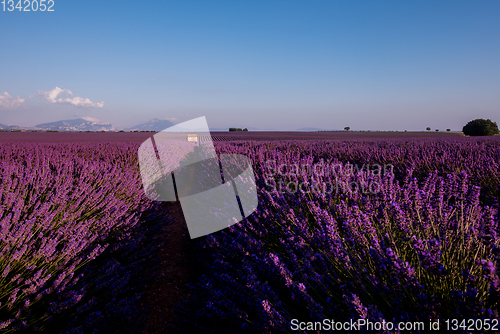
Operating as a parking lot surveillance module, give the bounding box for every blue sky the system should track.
[0,0,499,130]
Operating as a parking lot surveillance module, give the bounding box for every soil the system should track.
[139,202,196,334]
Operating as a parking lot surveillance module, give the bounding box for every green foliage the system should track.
[426,127,431,131]
[229,128,248,131]
[463,118,499,136]
[344,126,350,131]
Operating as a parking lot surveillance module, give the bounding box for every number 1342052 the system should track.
[2,0,54,12]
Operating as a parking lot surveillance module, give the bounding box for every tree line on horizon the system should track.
[2,119,498,136]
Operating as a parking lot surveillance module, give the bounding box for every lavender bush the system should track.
[0,143,167,332]
[173,138,500,333]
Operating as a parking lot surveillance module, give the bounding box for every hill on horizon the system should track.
[127,118,176,131]
[35,118,114,132]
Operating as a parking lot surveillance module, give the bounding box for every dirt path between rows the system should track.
[139,202,195,334]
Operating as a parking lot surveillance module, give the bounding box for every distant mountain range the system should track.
[0,123,23,130]
[127,118,175,131]
[35,118,114,132]
[0,118,329,132]
[125,120,273,132]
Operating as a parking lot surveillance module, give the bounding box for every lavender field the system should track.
[1,134,500,333]
[0,141,170,332]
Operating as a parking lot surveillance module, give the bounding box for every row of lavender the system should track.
[0,143,165,333]
[173,137,500,333]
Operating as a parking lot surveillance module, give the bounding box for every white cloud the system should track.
[0,92,25,109]
[33,87,104,108]
[60,96,105,108]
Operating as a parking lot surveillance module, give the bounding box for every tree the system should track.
[446,129,451,132]
[344,127,350,131]
[463,119,499,136]
[426,127,431,131]
[435,129,439,132]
